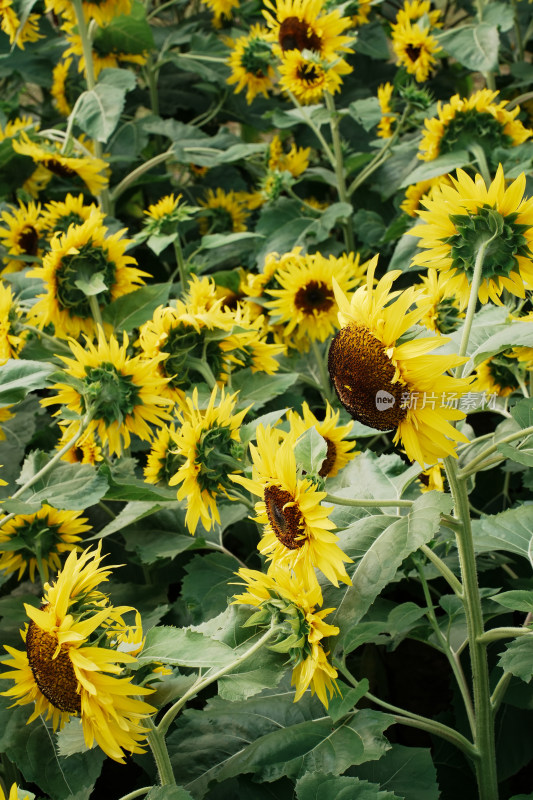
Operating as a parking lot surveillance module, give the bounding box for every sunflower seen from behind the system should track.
[227,24,276,103]
[287,401,357,478]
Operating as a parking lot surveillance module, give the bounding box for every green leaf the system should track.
[472,506,533,567]
[95,500,177,538]
[399,150,470,188]
[294,427,327,476]
[353,21,390,59]
[98,67,137,91]
[482,2,515,31]
[201,232,264,250]
[327,679,370,724]
[348,97,382,132]
[435,23,499,72]
[5,459,108,512]
[331,492,452,642]
[75,81,131,144]
[463,321,533,376]
[490,591,533,613]
[147,232,177,255]
[74,270,108,296]
[102,283,171,331]
[496,442,533,467]
[182,552,241,623]
[296,773,401,800]
[138,626,237,668]
[56,718,93,757]
[0,359,55,405]
[100,464,177,502]
[389,230,422,272]
[217,709,394,783]
[240,408,288,445]
[147,789,194,800]
[510,398,533,430]
[231,369,299,411]
[92,0,154,54]
[0,396,39,498]
[497,637,533,682]
[217,642,285,702]
[124,528,202,564]
[354,743,440,800]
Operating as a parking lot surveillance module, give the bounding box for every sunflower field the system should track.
[1,0,533,798]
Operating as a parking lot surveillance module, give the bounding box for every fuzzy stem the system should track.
[324,92,354,252]
[145,717,176,786]
[117,788,153,800]
[458,424,533,479]
[455,237,493,377]
[285,89,336,168]
[419,543,463,597]
[110,150,176,202]
[491,671,513,713]
[89,295,104,330]
[477,628,533,644]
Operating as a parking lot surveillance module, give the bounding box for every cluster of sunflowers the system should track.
[1,0,533,796]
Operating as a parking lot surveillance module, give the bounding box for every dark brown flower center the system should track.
[26,614,81,714]
[405,44,422,62]
[328,323,408,430]
[279,17,322,53]
[18,226,39,256]
[295,280,334,313]
[319,438,336,477]
[264,485,305,549]
[297,63,319,84]
[44,158,78,179]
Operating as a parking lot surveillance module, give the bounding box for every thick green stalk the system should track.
[444,456,499,800]
[285,89,336,168]
[117,787,152,800]
[419,543,463,597]
[469,143,492,188]
[110,150,175,202]
[145,717,176,786]
[173,237,188,291]
[326,494,413,508]
[477,628,533,644]
[324,92,354,252]
[455,236,493,378]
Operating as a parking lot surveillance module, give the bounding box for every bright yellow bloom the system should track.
[227,24,276,103]
[62,19,148,77]
[203,0,239,26]
[329,256,472,467]
[278,50,352,104]
[46,0,131,24]
[0,281,26,362]
[268,134,310,177]
[391,20,441,82]
[51,56,75,117]
[351,0,372,27]
[0,0,41,47]
[377,82,395,138]
[287,401,357,477]
[144,425,183,486]
[40,192,104,238]
[400,174,453,217]
[0,783,30,800]
[472,353,521,398]
[199,188,249,234]
[395,0,441,28]
[415,269,464,334]
[410,165,533,306]
[0,200,43,274]
[0,115,38,143]
[264,0,353,60]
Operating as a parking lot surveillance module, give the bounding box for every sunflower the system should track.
[418,89,532,162]
[287,402,357,478]
[42,329,173,457]
[46,0,131,24]
[0,784,30,800]
[28,217,148,338]
[0,0,41,47]
[219,305,285,374]
[472,352,522,398]
[56,424,104,466]
[233,567,339,707]
[0,281,26,362]
[203,0,239,26]
[328,256,472,467]
[263,0,353,60]
[268,134,310,177]
[227,24,276,104]
[1,544,156,763]
[0,114,38,143]
[266,249,367,348]
[278,49,351,103]
[377,82,395,139]
[40,193,104,240]
[400,175,453,217]
[395,0,442,28]
[0,505,89,583]
[145,193,182,223]
[23,165,52,198]
[351,0,372,28]
[409,165,533,306]
[415,269,464,334]
[144,425,184,486]
[231,425,351,591]
[168,386,249,533]
[419,464,445,492]
[62,20,148,77]
[12,132,109,197]
[198,188,249,235]
[0,407,14,441]
[391,20,441,83]
[51,56,79,117]
[0,201,43,275]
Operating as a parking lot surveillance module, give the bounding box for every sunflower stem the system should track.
[455,236,493,376]
[88,295,104,330]
[117,788,153,800]
[156,624,279,736]
[188,356,217,389]
[285,89,336,169]
[444,455,499,800]
[173,237,188,293]
[145,717,176,786]
[477,627,533,644]
[311,339,334,404]
[110,149,176,203]
[326,494,413,508]
[458,424,533,479]
[324,92,355,253]
[22,324,72,353]
[491,670,513,713]
[469,143,492,188]
[419,543,463,596]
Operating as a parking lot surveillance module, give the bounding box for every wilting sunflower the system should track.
[287,401,357,478]
[199,188,249,235]
[268,134,310,177]
[1,544,156,763]
[169,386,249,533]
[0,281,26,362]
[264,0,353,60]
[12,132,109,197]
[28,217,148,338]
[0,200,43,274]
[415,269,463,334]
[42,329,173,457]
[472,352,522,398]
[231,425,351,591]
[278,50,351,103]
[418,89,532,162]
[0,0,41,47]
[391,20,441,82]
[233,567,339,707]
[144,425,184,486]
[266,249,366,348]
[0,505,89,582]
[410,165,533,306]
[328,256,472,467]
[227,24,276,104]
[377,82,395,139]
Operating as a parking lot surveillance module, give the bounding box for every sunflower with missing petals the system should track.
[266,249,366,348]
[199,188,249,235]
[28,217,148,338]
[1,544,156,763]
[0,200,43,274]
[0,281,26,362]
[169,386,249,533]
[227,24,276,103]
[0,505,90,582]
[13,132,109,197]
[418,89,532,162]
[415,269,463,334]
[233,567,339,707]
[287,402,357,478]
[391,20,441,83]
[328,256,472,467]
[232,425,351,591]
[264,0,353,60]
[42,329,173,457]
[410,165,533,306]
[278,49,351,103]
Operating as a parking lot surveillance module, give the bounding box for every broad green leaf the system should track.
[294,427,327,476]
[74,270,108,296]
[510,398,533,430]
[217,643,286,702]
[353,21,390,59]
[472,506,533,567]
[0,395,39,498]
[92,0,154,54]
[75,81,131,144]
[343,622,389,655]
[497,442,533,467]
[389,231,422,272]
[436,23,499,72]
[348,97,382,132]
[231,369,299,411]
[497,637,533,682]
[216,709,394,783]
[124,528,202,564]
[138,626,236,668]
[482,2,515,31]
[491,591,533,613]
[5,459,108,512]
[98,67,137,91]
[0,359,55,405]
[56,718,93,757]
[201,232,264,250]
[328,450,421,510]
[100,464,177,502]
[354,743,440,800]
[331,492,452,643]
[327,679,370,724]
[399,150,470,188]
[386,601,427,635]
[147,789,194,800]
[147,232,177,255]
[182,552,241,623]
[296,773,401,800]
[240,408,288,445]
[102,283,171,331]
[462,321,533,376]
